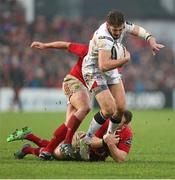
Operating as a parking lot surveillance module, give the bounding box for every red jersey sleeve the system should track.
[117,127,133,154]
[68,43,88,57]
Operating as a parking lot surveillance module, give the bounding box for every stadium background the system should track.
[0,0,175,111]
[0,0,175,179]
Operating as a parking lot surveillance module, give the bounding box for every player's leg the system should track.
[82,73,116,141]
[85,88,116,140]
[108,79,126,133]
[7,127,49,147]
[14,144,41,159]
[26,134,49,147]
[64,87,91,145]
[57,75,91,157]
[40,75,90,160]
[39,105,75,159]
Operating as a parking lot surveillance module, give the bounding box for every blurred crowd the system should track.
[0,0,175,92]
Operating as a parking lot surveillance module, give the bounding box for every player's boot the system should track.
[60,144,75,160]
[14,144,31,159]
[79,138,90,160]
[39,149,53,161]
[7,127,32,142]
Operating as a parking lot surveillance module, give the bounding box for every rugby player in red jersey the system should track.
[30,41,91,160]
[7,110,133,163]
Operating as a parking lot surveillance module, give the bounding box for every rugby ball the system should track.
[111,43,125,60]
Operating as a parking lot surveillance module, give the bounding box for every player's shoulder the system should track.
[98,22,107,33]
[122,126,133,137]
[95,22,114,44]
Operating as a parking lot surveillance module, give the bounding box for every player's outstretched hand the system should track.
[149,38,165,55]
[30,41,46,49]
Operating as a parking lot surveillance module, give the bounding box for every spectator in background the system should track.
[0,0,175,92]
[9,58,25,111]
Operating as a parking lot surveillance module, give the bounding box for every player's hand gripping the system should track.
[124,49,131,63]
[103,133,120,146]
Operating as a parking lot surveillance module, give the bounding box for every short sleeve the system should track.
[117,137,132,153]
[117,127,133,153]
[68,43,88,57]
[125,21,135,33]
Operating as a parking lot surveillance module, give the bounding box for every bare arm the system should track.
[30,41,71,50]
[107,142,128,163]
[131,25,165,55]
[98,49,130,72]
[91,133,127,162]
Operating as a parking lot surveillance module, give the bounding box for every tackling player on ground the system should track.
[7,110,133,163]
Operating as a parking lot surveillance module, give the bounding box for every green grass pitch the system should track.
[0,109,175,179]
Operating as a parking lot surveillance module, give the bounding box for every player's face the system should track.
[116,115,127,129]
[107,23,125,39]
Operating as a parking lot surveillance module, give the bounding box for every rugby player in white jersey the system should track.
[82,10,164,142]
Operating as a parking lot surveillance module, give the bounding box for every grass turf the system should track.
[0,109,175,179]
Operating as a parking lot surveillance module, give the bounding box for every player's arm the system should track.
[103,134,127,163]
[98,49,130,72]
[129,24,165,55]
[30,41,71,50]
[90,130,117,148]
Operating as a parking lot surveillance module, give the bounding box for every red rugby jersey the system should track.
[68,43,88,87]
[95,119,133,154]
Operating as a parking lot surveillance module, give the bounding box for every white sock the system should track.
[85,118,102,138]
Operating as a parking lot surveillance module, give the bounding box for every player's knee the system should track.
[117,104,126,114]
[79,105,91,116]
[84,104,91,114]
[102,104,116,117]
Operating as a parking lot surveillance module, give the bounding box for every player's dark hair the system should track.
[123,110,133,124]
[106,10,125,27]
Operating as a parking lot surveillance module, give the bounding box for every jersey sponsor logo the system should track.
[125,138,132,146]
[98,36,114,42]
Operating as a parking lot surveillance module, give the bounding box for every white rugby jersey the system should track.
[82,21,135,78]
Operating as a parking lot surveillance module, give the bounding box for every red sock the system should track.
[26,134,49,147]
[44,123,67,153]
[22,146,41,157]
[95,119,109,138]
[64,115,81,144]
